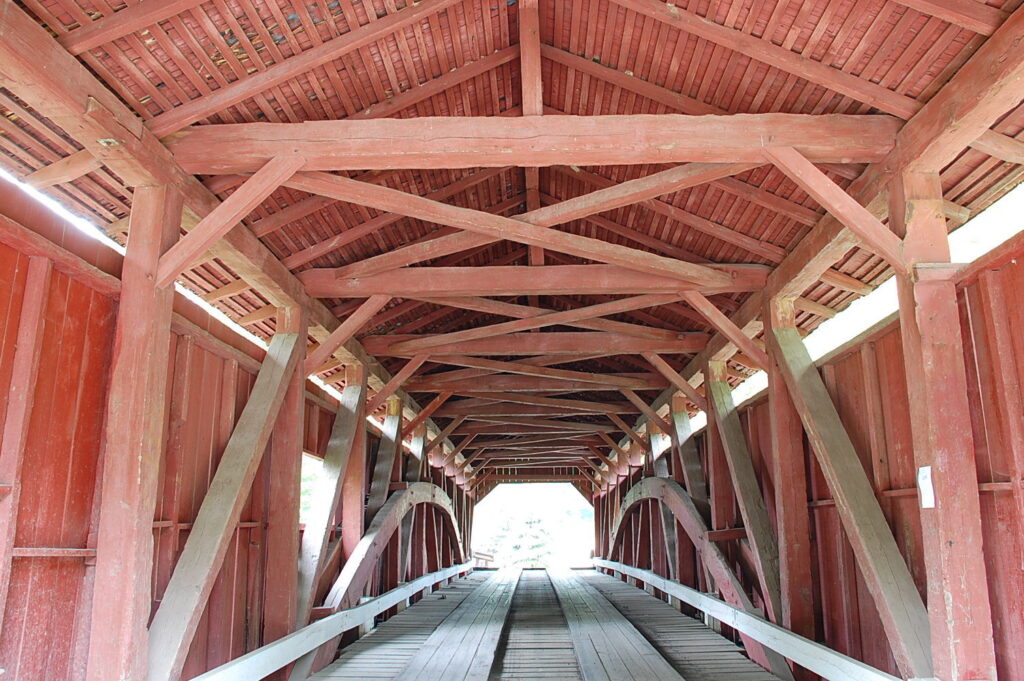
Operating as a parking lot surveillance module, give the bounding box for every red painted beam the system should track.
[301,264,768,298]
[363,331,708,357]
[166,114,901,172]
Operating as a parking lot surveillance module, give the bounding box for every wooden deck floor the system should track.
[583,570,784,681]
[490,570,582,681]
[311,572,491,679]
[312,568,786,681]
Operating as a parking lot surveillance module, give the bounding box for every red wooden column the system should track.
[765,300,816,674]
[86,185,183,681]
[891,170,997,681]
[263,310,308,648]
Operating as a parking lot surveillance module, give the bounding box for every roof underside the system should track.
[2,0,1023,491]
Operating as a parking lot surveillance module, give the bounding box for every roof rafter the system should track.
[146,0,466,135]
[607,0,1019,159]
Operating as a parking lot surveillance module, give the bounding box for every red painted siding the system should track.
[0,187,342,680]
[731,255,1024,681]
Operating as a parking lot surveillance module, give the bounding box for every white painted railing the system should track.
[594,559,903,681]
[190,561,473,681]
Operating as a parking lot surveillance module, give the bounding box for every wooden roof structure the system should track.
[2,0,1023,488]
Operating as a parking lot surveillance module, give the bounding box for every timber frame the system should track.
[0,0,1022,680]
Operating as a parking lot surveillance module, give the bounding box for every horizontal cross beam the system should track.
[166,114,902,172]
[363,332,708,357]
[300,264,769,298]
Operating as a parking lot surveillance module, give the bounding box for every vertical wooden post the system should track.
[0,256,51,629]
[263,310,308,649]
[706,359,783,624]
[891,170,997,681]
[764,301,816,674]
[669,394,711,522]
[297,364,368,624]
[86,185,182,681]
[704,388,736,534]
[400,423,428,580]
[340,388,369,564]
[366,396,403,521]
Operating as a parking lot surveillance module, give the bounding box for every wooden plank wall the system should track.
[0,183,342,681]
[714,257,1023,681]
[607,239,1024,681]
[0,235,115,680]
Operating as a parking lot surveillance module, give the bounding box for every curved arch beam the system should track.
[608,477,794,681]
[325,481,465,611]
[291,482,466,680]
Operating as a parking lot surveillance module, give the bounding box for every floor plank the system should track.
[549,569,685,681]
[490,569,582,681]
[311,572,491,680]
[582,570,785,681]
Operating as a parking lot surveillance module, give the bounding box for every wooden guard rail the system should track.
[190,560,474,681]
[594,559,905,681]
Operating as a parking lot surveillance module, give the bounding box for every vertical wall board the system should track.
[0,194,337,680]
[0,248,115,680]
[680,252,1024,681]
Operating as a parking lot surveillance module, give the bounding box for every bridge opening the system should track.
[471,483,594,568]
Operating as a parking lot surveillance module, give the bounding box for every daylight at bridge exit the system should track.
[0,0,1022,679]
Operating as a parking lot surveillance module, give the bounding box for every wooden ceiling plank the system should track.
[624,5,1024,446]
[890,0,1007,35]
[0,2,413,409]
[608,0,1017,160]
[352,45,520,120]
[146,0,464,136]
[168,114,901,171]
[155,155,305,287]
[59,0,208,55]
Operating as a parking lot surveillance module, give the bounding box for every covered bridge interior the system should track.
[0,0,1023,679]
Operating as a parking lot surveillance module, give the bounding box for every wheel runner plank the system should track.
[310,571,490,679]
[490,569,583,680]
[583,570,785,681]
[548,569,685,681]
[394,567,520,681]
